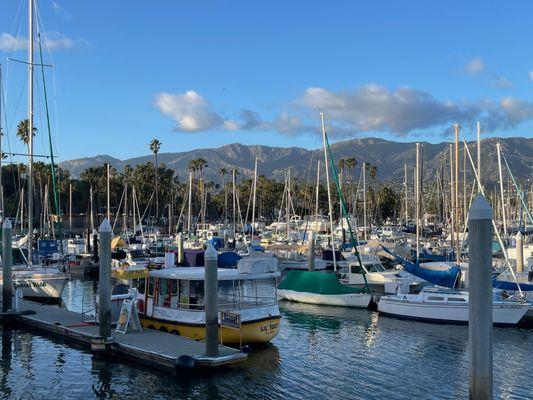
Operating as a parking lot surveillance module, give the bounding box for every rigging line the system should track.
[501,149,533,226]
[4,0,26,95]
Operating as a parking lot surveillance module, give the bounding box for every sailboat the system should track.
[0,0,69,301]
[278,113,372,308]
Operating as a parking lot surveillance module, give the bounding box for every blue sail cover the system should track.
[381,245,461,289]
[403,259,461,289]
[493,279,533,292]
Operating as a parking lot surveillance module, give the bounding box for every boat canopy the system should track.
[278,270,366,294]
[493,279,533,292]
[149,267,280,281]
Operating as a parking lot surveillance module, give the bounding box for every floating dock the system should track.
[1,299,247,373]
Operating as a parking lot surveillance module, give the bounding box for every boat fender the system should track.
[241,345,252,354]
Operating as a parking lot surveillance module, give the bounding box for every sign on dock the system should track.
[116,299,142,334]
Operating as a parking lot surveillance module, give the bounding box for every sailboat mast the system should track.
[27,0,35,264]
[106,163,111,221]
[69,182,72,231]
[187,171,192,232]
[415,143,420,262]
[496,142,507,237]
[454,124,460,263]
[251,157,257,236]
[315,161,320,226]
[320,113,337,271]
[477,121,481,192]
[0,65,3,220]
[404,163,408,225]
[449,143,455,252]
[362,162,367,240]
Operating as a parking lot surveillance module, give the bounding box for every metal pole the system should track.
[404,164,408,225]
[106,163,111,222]
[187,172,192,233]
[98,218,112,340]
[363,162,367,240]
[496,143,508,238]
[204,243,219,357]
[2,219,12,312]
[307,230,315,272]
[415,143,420,262]
[27,0,34,266]
[69,182,72,231]
[468,194,493,400]
[251,157,257,237]
[477,121,482,192]
[454,124,460,263]
[449,144,455,252]
[321,113,337,271]
[177,232,184,265]
[516,231,524,273]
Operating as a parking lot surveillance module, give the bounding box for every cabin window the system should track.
[351,264,365,274]
[148,277,155,297]
[427,296,444,301]
[137,278,146,294]
[189,281,205,309]
[171,280,178,295]
[448,297,465,302]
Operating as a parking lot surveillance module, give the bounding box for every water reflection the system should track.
[0,278,530,399]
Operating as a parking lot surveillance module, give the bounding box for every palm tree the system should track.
[17,119,37,146]
[149,139,161,221]
[219,168,228,223]
[365,163,378,180]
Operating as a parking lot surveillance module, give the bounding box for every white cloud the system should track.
[154,85,533,138]
[155,91,234,132]
[0,32,83,51]
[51,1,72,19]
[465,57,485,75]
[529,70,533,82]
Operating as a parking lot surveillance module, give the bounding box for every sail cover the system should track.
[278,270,365,294]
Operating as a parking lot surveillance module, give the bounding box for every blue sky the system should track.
[1,0,532,161]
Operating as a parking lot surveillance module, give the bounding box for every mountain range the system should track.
[60,137,533,185]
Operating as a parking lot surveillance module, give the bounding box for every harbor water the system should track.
[1,278,532,399]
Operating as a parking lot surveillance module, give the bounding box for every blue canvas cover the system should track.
[382,245,461,289]
[218,251,241,268]
[38,239,59,257]
[209,237,225,251]
[493,279,533,292]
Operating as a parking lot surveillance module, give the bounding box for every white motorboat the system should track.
[0,266,69,300]
[378,286,529,325]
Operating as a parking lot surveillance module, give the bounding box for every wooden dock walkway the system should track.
[2,299,247,373]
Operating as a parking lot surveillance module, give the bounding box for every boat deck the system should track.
[1,298,247,373]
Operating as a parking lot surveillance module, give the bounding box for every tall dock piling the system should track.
[204,243,219,357]
[98,219,112,341]
[2,219,12,313]
[468,194,493,400]
[308,231,315,272]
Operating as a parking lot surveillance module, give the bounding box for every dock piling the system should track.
[98,219,112,341]
[2,218,12,313]
[308,231,315,272]
[204,243,219,357]
[515,231,523,273]
[468,194,493,400]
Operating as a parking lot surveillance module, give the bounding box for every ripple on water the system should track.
[0,279,531,399]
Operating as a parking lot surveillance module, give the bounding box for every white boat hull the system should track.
[378,297,528,325]
[278,289,371,308]
[0,274,68,299]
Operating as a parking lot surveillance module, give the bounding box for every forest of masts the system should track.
[1,135,531,236]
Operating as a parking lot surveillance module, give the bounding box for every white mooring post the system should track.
[307,231,315,272]
[2,219,13,313]
[468,194,493,400]
[204,243,219,357]
[98,219,112,340]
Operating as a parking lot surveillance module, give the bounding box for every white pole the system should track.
[363,162,367,240]
[496,143,508,238]
[449,144,455,252]
[251,157,257,237]
[187,172,192,233]
[2,219,13,312]
[477,121,482,192]
[27,0,34,265]
[415,143,420,262]
[89,186,94,231]
[315,161,320,227]
[454,123,460,263]
[106,163,111,222]
[204,243,219,357]
[69,182,72,231]
[404,163,408,225]
[321,113,337,271]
